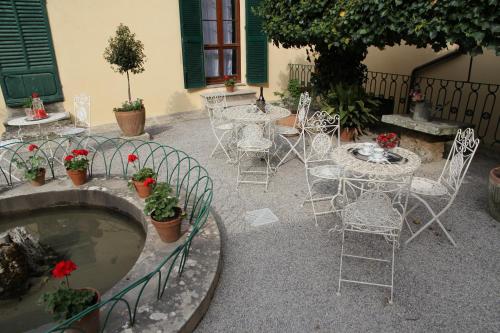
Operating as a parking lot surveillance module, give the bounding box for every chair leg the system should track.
[389,240,396,305]
[337,229,345,296]
[404,203,420,235]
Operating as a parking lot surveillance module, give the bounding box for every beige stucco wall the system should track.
[0,0,305,135]
[364,44,500,84]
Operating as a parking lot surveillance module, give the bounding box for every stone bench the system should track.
[381,114,470,163]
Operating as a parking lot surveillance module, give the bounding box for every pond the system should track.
[0,205,146,333]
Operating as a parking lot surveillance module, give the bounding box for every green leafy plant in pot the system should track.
[64,149,90,186]
[321,83,380,141]
[144,182,184,243]
[13,144,46,186]
[39,260,100,333]
[274,79,303,113]
[127,154,156,198]
[104,23,146,137]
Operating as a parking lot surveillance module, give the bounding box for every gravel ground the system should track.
[121,115,500,333]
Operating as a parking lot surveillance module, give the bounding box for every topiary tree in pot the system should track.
[104,23,146,137]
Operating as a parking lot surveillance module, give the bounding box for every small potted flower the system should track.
[410,85,431,121]
[64,149,89,186]
[39,260,100,333]
[376,132,399,150]
[128,154,156,198]
[144,182,184,243]
[13,144,46,186]
[224,75,236,93]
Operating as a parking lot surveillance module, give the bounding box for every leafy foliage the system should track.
[321,83,380,133]
[131,167,156,182]
[104,24,146,102]
[114,98,144,112]
[274,79,303,111]
[40,287,95,321]
[255,0,500,93]
[144,183,180,221]
[13,146,46,181]
[64,150,89,171]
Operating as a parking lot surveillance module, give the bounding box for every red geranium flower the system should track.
[143,177,156,187]
[128,154,138,163]
[31,92,39,98]
[28,144,38,152]
[52,260,78,279]
[65,155,74,161]
[224,75,229,80]
[79,149,89,156]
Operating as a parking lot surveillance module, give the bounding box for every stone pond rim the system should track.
[0,178,222,333]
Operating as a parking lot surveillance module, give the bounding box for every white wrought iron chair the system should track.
[404,128,480,246]
[57,94,91,137]
[205,92,234,161]
[236,121,273,191]
[334,171,413,304]
[302,111,342,225]
[273,92,312,169]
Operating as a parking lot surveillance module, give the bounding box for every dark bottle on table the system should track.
[256,87,266,112]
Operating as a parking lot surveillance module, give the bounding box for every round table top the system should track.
[332,143,421,176]
[224,104,291,123]
[7,112,69,126]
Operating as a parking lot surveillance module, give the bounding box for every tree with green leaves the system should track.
[255,0,499,93]
[104,24,146,102]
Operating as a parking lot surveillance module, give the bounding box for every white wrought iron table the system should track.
[223,104,291,123]
[7,112,70,138]
[331,143,421,176]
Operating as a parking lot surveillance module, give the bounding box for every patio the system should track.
[99,113,500,332]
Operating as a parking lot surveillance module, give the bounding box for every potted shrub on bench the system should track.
[144,183,184,243]
[104,24,146,137]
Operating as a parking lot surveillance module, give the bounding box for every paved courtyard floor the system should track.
[91,113,500,332]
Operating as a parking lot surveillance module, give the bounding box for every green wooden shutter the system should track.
[179,0,205,89]
[0,0,63,107]
[246,0,268,84]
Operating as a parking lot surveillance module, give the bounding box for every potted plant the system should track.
[104,24,146,137]
[489,166,500,222]
[40,260,100,333]
[64,149,89,186]
[410,85,431,121]
[13,144,46,186]
[144,182,184,243]
[128,153,156,198]
[224,75,236,93]
[376,132,399,150]
[321,83,380,141]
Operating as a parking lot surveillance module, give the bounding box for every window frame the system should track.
[202,0,241,85]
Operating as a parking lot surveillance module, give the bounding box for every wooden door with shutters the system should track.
[0,0,63,107]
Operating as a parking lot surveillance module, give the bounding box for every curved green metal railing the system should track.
[0,135,214,332]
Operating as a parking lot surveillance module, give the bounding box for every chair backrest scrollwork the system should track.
[438,128,479,196]
[302,111,340,165]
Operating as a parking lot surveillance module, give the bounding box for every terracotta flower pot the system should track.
[151,207,183,243]
[67,169,87,186]
[65,288,101,333]
[114,107,145,137]
[340,128,356,142]
[133,180,152,198]
[30,168,46,186]
[489,166,500,222]
[226,85,235,93]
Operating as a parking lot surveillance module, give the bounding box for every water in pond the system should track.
[0,206,146,333]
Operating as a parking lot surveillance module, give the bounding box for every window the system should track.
[0,0,63,106]
[201,0,240,84]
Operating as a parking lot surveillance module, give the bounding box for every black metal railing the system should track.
[288,64,500,146]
